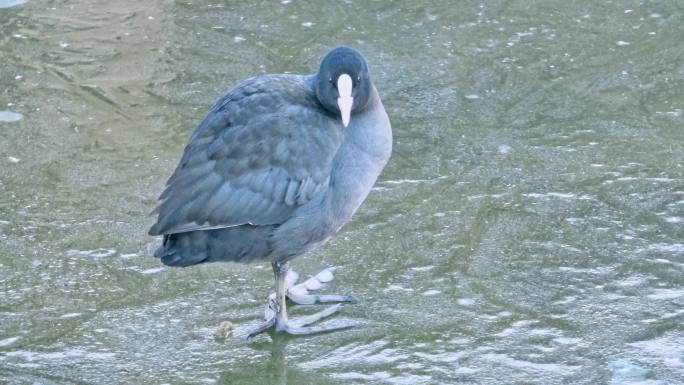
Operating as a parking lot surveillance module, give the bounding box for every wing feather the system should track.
[149,75,342,236]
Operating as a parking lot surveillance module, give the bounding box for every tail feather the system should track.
[153,225,273,267]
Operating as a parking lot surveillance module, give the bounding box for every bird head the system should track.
[315,46,372,128]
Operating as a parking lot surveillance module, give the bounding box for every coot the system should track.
[149,46,392,336]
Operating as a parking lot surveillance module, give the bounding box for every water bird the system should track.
[149,46,392,337]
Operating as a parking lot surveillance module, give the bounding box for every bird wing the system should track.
[148,75,342,236]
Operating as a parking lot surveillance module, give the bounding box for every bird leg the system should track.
[247,262,355,338]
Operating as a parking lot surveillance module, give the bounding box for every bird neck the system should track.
[324,90,392,230]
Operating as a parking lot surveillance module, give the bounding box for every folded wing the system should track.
[149,75,342,236]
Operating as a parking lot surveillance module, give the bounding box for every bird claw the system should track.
[249,303,355,338]
[246,317,275,339]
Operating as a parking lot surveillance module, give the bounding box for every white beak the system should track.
[336,73,353,127]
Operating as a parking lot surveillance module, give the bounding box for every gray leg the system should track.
[273,261,290,332]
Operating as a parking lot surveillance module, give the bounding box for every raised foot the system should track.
[264,267,356,320]
[247,304,356,338]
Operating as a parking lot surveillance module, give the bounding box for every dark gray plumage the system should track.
[149,46,392,336]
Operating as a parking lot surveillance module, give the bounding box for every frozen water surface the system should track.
[0,1,683,384]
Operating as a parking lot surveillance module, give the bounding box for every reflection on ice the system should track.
[0,0,28,9]
[608,359,661,385]
[5,349,116,362]
[67,248,117,258]
[0,337,20,347]
[0,111,23,122]
[481,353,579,376]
